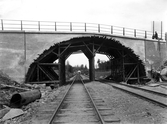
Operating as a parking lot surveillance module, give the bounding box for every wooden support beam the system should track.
[37,45,58,62]
[125,53,138,62]
[1,84,30,91]
[137,63,140,83]
[89,56,95,81]
[65,52,73,60]
[82,41,94,56]
[81,48,92,59]
[39,63,59,66]
[27,80,59,84]
[122,51,125,82]
[95,42,104,53]
[116,49,122,56]
[59,56,66,85]
[52,51,58,56]
[26,64,36,83]
[37,64,40,82]
[91,43,122,51]
[38,66,53,81]
[59,43,71,57]
[125,65,138,83]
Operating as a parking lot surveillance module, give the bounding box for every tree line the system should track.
[66,59,110,74]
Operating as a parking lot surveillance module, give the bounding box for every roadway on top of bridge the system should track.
[0,19,165,41]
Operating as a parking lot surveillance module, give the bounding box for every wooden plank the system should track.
[0,84,30,91]
[39,63,59,66]
[27,80,59,84]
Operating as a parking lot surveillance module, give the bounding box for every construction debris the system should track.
[2,108,24,121]
[0,107,10,119]
[10,90,41,108]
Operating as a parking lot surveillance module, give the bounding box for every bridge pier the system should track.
[89,56,95,81]
[59,56,66,86]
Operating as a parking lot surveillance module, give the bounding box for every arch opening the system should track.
[26,36,146,85]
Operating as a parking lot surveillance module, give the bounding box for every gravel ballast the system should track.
[85,81,167,124]
[2,81,167,124]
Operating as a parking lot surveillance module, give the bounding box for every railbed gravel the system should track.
[2,81,167,124]
[85,81,167,124]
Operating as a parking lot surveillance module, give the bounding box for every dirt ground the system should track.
[1,81,167,124]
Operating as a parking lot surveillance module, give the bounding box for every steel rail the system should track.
[48,75,106,124]
[119,83,167,97]
[80,77,105,124]
[111,85,167,108]
[47,75,77,124]
[106,83,167,108]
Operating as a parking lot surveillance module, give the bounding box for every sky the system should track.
[0,0,167,66]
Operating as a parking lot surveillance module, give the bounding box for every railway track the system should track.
[105,82,167,107]
[48,74,120,124]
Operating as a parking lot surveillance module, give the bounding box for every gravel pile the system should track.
[85,81,167,124]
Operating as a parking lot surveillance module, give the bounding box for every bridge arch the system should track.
[26,36,146,85]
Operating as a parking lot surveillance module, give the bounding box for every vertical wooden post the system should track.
[59,56,66,85]
[93,41,95,56]
[137,63,140,83]
[122,51,125,82]
[58,43,66,85]
[89,56,95,81]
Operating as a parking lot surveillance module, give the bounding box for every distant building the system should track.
[165,32,167,42]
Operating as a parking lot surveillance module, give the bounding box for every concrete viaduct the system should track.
[0,19,166,85]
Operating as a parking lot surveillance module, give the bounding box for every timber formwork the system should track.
[26,36,146,85]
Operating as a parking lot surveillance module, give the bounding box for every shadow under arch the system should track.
[26,36,146,84]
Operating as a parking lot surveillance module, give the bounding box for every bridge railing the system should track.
[0,19,165,41]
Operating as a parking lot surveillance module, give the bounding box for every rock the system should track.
[160,67,167,75]
[2,108,24,121]
[33,84,40,89]
[148,83,160,87]
[0,108,10,119]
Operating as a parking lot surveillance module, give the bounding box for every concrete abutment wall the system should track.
[0,31,166,82]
